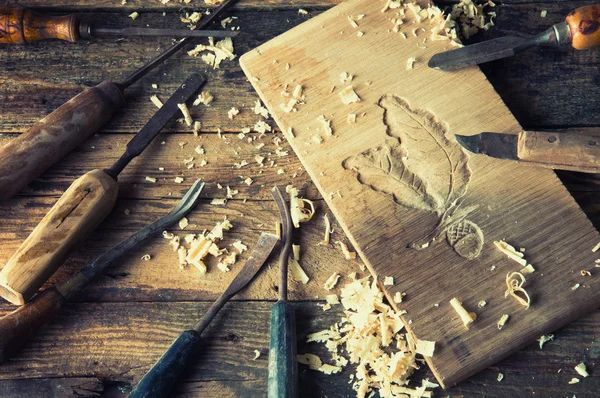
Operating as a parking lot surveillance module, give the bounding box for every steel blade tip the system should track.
[455,134,483,154]
[458,132,519,161]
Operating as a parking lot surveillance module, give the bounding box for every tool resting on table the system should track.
[268,186,298,398]
[0,180,205,363]
[0,7,237,44]
[456,128,600,173]
[429,4,600,71]
[0,74,205,306]
[129,233,279,398]
[0,0,236,201]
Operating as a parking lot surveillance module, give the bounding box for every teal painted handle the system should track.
[267,301,298,398]
[129,329,200,398]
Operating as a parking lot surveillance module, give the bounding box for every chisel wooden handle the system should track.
[0,169,118,305]
[0,287,67,362]
[566,5,600,49]
[518,130,600,173]
[268,301,298,398]
[129,330,201,398]
[0,7,79,44]
[0,81,123,201]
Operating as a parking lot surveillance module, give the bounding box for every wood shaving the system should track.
[228,107,240,119]
[292,244,301,261]
[572,283,581,291]
[174,176,184,184]
[124,209,131,215]
[253,100,270,118]
[569,377,580,384]
[592,241,600,252]
[193,91,213,106]
[217,252,236,272]
[298,9,308,15]
[129,12,139,20]
[253,120,271,134]
[505,272,531,309]
[477,300,487,308]
[232,240,247,253]
[326,294,340,305]
[383,276,394,286]
[324,273,340,290]
[497,373,504,382]
[254,154,265,165]
[188,37,236,69]
[494,240,528,267]
[540,10,547,18]
[521,264,535,274]
[415,339,436,357]
[347,113,356,123]
[179,217,189,229]
[253,350,260,360]
[150,95,163,109]
[581,270,591,276]
[497,314,509,330]
[289,257,309,284]
[336,241,356,260]
[575,362,589,377]
[177,246,187,269]
[538,334,554,349]
[195,145,205,155]
[340,72,353,83]
[177,103,193,126]
[227,186,238,198]
[145,176,157,183]
[338,85,361,105]
[450,297,476,328]
[141,254,151,261]
[317,115,333,136]
[319,214,331,245]
[312,134,323,144]
[185,219,232,274]
[406,57,416,70]
[286,185,315,228]
[393,291,404,303]
[193,121,202,136]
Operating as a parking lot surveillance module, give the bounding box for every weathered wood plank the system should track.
[0,194,359,301]
[0,301,598,397]
[0,377,103,397]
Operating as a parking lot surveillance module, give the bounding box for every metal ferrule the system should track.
[78,20,92,39]
[553,21,571,46]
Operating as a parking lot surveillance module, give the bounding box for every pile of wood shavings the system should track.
[304,276,438,397]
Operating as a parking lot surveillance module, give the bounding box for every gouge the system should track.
[0,73,204,306]
[429,5,600,71]
[0,0,236,201]
[456,129,600,173]
[268,186,298,398]
[129,232,279,398]
[0,180,205,364]
[0,7,238,44]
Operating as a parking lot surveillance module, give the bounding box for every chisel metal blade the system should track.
[91,26,239,39]
[428,36,533,71]
[455,133,518,160]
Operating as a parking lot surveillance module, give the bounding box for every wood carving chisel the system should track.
[0,180,205,364]
[429,5,600,71]
[0,7,238,44]
[456,129,600,173]
[0,0,236,201]
[268,186,298,398]
[129,232,279,398]
[0,73,204,306]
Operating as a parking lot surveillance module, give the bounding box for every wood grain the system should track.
[240,0,600,387]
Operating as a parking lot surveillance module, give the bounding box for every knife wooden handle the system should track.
[566,5,600,49]
[518,130,600,173]
[0,7,79,44]
[0,169,118,305]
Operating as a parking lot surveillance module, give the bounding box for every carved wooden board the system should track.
[240,0,600,388]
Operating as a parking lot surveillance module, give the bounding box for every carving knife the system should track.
[0,180,205,364]
[0,7,238,44]
[129,232,280,398]
[0,74,204,307]
[428,5,600,71]
[456,129,600,173]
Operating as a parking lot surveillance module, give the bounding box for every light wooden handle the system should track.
[566,5,600,49]
[517,130,600,173]
[0,169,118,305]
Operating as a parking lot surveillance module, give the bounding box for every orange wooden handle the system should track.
[566,5,600,49]
[0,7,79,44]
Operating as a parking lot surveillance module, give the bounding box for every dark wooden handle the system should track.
[0,287,67,363]
[517,130,600,173]
[0,81,123,201]
[0,7,79,44]
[566,5,600,49]
[267,301,298,398]
[0,169,119,305]
[129,330,201,398]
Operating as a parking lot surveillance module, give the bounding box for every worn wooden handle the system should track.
[267,301,298,398]
[0,169,119,305]
[566,5,600,49]
[129,330,201,398]
[0,81,123,201]
[0,7,79,44]
[0,287,67,363]
[517,130,600,173]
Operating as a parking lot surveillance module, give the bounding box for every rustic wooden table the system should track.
[0,1,598,397]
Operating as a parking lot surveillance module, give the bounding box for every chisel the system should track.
[0,0,236,201]
[268,186,298,398]
[0,73,204,306]
[0,7,238,44]
[129,232,279,398]
[0,180,205,363]
[429,5,600,71]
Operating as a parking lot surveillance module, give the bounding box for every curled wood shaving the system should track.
[286,185,316,228]
[188,37,236,69]
[497,373,504,382]
[505,272,531,309]
[450,297,476,328]
[177,103,193,126]
[178,217,189,229]
[193,91,213,106]
[336,241,356,260]
[253,350,260,360]
[324,273,341,290]
[211,198,227,206]
[494,240,528,267]
[538,334,554,349]
[497,314,509,330]
[292,244,301,261]
[141,254,151,261]
[129,11,139,20]
[289,257,309,284]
